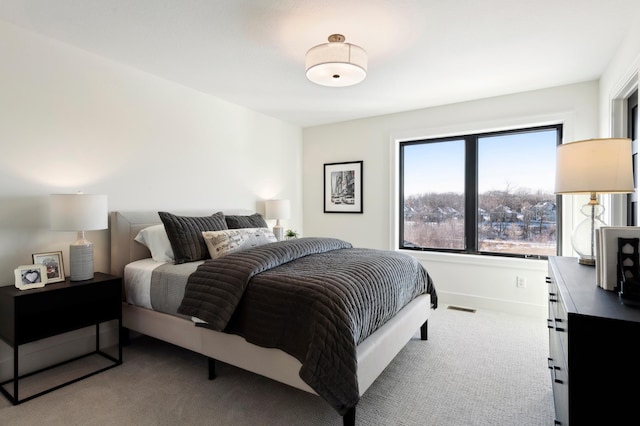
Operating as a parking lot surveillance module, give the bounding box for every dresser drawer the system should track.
[547,272,569,426]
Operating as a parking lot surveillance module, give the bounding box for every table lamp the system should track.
[555,138,634,265]
[265,199,290,241]
[50,193,108,280]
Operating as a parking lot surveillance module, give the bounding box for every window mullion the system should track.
[465,136,478,253]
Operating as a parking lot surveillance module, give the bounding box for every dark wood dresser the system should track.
[547,256,640,425]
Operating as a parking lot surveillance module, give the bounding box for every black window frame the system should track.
[627,90,638,226]
[399,123,563,259]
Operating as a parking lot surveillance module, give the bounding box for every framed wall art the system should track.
[32,251,65,283]
[324,160,363,213]
[14,264,48,290]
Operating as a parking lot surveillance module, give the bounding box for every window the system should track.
[400,124,562,258]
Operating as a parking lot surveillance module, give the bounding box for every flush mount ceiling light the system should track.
[305,34,367,87]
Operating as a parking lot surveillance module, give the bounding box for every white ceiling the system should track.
[1,0,638,127]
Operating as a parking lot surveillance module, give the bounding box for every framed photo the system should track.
[14,264,48,290]
[32,251,65,283]
[324,161,363,213]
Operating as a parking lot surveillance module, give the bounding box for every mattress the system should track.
[124,258,203,318]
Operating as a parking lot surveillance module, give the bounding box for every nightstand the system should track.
[0,272,122,405]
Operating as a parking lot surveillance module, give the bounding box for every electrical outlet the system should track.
[516,276,527,288]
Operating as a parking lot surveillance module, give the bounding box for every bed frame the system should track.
[109,210,432,426]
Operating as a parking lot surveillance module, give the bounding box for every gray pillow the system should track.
[225,213,268,229]
[158,211,228,264]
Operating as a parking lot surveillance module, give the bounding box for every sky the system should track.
[402,129,558,196]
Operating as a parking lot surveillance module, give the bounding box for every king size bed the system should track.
[109,210,437,425]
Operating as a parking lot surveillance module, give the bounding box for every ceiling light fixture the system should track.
[305,34,367,87]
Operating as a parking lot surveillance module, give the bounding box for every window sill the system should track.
[399,249,548,272]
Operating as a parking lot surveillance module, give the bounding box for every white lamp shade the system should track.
[265,199,291,220]
[50,194,108,231]
[555,138,634,194]
[305,35,367,87]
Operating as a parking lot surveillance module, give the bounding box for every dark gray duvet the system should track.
[177,237,437,415]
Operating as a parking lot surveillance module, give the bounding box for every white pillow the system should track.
[134,224,174,262]
[202,228,277,259]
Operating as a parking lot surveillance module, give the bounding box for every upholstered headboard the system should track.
[109,209,254,277]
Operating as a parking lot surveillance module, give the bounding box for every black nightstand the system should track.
[0,272,122,405]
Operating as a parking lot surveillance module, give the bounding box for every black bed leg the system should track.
[343,407,355,426]
[420,320,428,341]
[208,357,216,380]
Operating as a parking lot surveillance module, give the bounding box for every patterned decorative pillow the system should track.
[202,228,277,259]
[158,211,228,264]
[225,213,268,229]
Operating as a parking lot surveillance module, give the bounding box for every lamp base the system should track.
[571,195,605,269]
[273,225,284,242]
[578,257,596,266]
[70,241,94,281]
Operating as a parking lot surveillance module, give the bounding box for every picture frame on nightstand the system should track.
[14,264,48,290]
[32,250,65,283]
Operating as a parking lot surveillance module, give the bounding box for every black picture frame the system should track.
[324,161,363,213]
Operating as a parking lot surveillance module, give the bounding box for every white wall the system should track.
[0,20,303,283]
[303,81,600,317]
[0,20,302,379]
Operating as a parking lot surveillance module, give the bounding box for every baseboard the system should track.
[0,320,120,382]
[438,291,547,319]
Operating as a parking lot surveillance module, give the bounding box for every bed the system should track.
[109,210,437,425]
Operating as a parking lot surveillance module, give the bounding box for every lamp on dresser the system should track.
[555,138,634,265]
[265,199,290,242]
[50,193,108,281]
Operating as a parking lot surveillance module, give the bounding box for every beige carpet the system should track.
[0,305,554,425]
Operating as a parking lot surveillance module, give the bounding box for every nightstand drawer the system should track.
[14,280,120,344]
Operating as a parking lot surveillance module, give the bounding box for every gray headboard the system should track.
[109,209,254,277]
